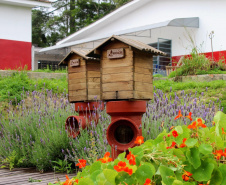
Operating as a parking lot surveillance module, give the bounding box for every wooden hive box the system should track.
[59,49,100,103]
[87,35,166,101]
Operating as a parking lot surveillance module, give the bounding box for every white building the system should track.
[0,0,51,70]
[41,0,226,74]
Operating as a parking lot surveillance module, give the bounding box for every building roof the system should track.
[0,0,51,8]
[59,49,99,66]
[87,35,167,57]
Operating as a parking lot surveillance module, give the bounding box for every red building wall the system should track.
[0,39,31,70]
[172,50,226,66]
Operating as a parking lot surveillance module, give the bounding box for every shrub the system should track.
[56,111,226,185]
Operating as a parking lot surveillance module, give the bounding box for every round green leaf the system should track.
[186,147,201,169]
[209,168,223,185]
[175,126,183,134]
[159,166,175,185]
[96,169,118,185]
[199,144,213,155]
[185,138,197,147]
[90,161,102,174]
[219,164,226,184]
[172,180,183,185]
[115,171,135,185]
[78,177,94,185]
[192,160,214,181]
[135,163,155,184]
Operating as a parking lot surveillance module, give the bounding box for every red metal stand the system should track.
[106,101,146,159]
[65,102,104,138]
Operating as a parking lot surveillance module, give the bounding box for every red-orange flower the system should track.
[114,161,127,172]
[174,110,183,120]
[144,178,152,185]
[98,152,113,163]
[166,141,177,149]
[123,166,133,175]
[76,159,86,169]
[180,138,187,148]
[126,151,136,165]
[213,150,224,160]
[75,179,78,184]
[185,112,192,121]
[63,175,72,185]
[197,118,206,128]
[134,136,144,145]
[222,128,226,135]
[172,130,179,138]
[182,171,192,181]
[187,121,197,129]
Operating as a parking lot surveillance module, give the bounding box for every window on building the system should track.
[38,61,67,71]
[149,38,172,76]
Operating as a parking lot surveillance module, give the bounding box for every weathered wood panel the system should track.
[102,57,133,69]
[134,73,153,83]
[88,95,101,100]
[88,82,100,89]
[68,72,86,80]
[68,83,86,91]
[102,66,133,75]
[134,91,153,100]
[135,82,153,92]
[69,78,86,84]
[102,91,134,100]
[86,61,100,71]
[134,66,153,74]
[87,77,100,83]
[102,73,133,83]
[102,40,129,51]
[68,57,86,73]
[102,81,133,92]
[87,71,100,78]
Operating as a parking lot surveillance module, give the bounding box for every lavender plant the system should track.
[142,87,221,140]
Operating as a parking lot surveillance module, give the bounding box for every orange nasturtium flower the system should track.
[134,136,144,145]
[180,138,187,148]
[166,141,177,149]
[172,130,179,138]
[222,128,226,135]
[63,175,73,185]
[126,151,136,165]
[185,112,192,121]
[174,110,183,120]
[187,121,197,129]
[182,171,192,181]
[144,178,152,185]
[213,150,224,160]
[197,118,206,128]
[123,166,133,175]
[76,159,86,169]
[114,161,127,172]
[98,152,113,163]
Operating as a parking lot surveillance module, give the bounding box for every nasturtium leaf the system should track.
[90,170,102,183]
[143,140,154,147]
[96,169,117,185]
[183,182,196,185]
[117,152,126,162]
[129,146,144,157]
[159,166,175,185]
[209,168,223,185]
[185,138,198,147]
[175,126,183,134]
[78,177,95,185]
[175,171,183,182]
[214,111,226,125]
[199,143,213,155]
[115,171,135,185]
[192,160,214,181]
[215,136,224,148]
[90,161,102,174]
[219,164,226,185]
[172,180,183,185]
[154,132,166,145]
[135,163,155,184]
[173,149,186,161]
[186,147,201,169]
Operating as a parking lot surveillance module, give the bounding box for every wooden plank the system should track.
[70,89,87,96]
[134,73,153,83]
[68,83,86,91]
[102,57,133,69]
[87,71,100,78]
[102,81,133,92]
[69,78,86,84]
[86,61,100,71]
[134,66,153,74]
[88,77,100,83]
[102,91,134,100]
[69,95,87,102]
[102,40,129,51]
[102,66,133,75]
[134,51,153,69]
[102,48,133,59]
[88,82,100,89]
[68,72,86,80]
[68,65,86,73]
[88,89,100,95]
[88,95,100,100]
[135,82,153,92]
[102,73,133,83]
[134,91,153,100]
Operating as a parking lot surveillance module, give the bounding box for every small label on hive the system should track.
[107,48,124,59]
[70,59,80,67]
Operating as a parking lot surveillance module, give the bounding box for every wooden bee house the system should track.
[87,35,166,101]
[59,49,100,102]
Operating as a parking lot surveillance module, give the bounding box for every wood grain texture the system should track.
[134,73,153,83]
[102,66,133,74]
[102,57,133,68]
[68,83,86,91]
[102,81,133,92]
[102,40,129,51]
[87,71,100,78]
[134,91,153,100]
[102,91,134,100]
[68,72,86,80]
[135,82,153,92]
[102,73,133,83]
